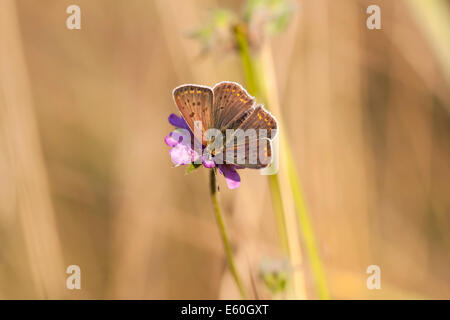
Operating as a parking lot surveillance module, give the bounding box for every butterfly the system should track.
[172,81,278,168]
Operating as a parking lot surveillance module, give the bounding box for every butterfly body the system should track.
[172,81,278,169]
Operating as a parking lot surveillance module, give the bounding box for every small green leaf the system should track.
[186,163,202,174]
[262,271,288,295]
[259,257,290,296]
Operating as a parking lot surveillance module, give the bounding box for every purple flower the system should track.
[165,113,241,189]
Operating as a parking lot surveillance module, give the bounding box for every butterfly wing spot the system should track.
[190,112,195,118]
[236,93,240,96]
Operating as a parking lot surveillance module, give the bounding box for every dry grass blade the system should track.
[0,0,65,298]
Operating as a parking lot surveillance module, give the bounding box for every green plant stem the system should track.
[267,174,291,255]
[234,24,330,299]
[209,169,247,299]
[235,24,291,258]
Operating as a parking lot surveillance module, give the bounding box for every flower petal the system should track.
[164,132,179,147]
[218,165,241,189]
[170,144,193,166]
[202,155,216,168]
[168,113,190,130]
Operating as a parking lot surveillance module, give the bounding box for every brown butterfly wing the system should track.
[212,82,256,131]
[237,105,278,137]
[220,105,278,168]
[219,136,273,169]
[172,84,213,145]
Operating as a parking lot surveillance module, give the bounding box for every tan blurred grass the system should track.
[0,0,65,298]
[0,0,448,299]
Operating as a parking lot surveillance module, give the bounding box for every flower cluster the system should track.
[164,114,241,189]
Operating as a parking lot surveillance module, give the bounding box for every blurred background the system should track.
[0,0,449,299]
